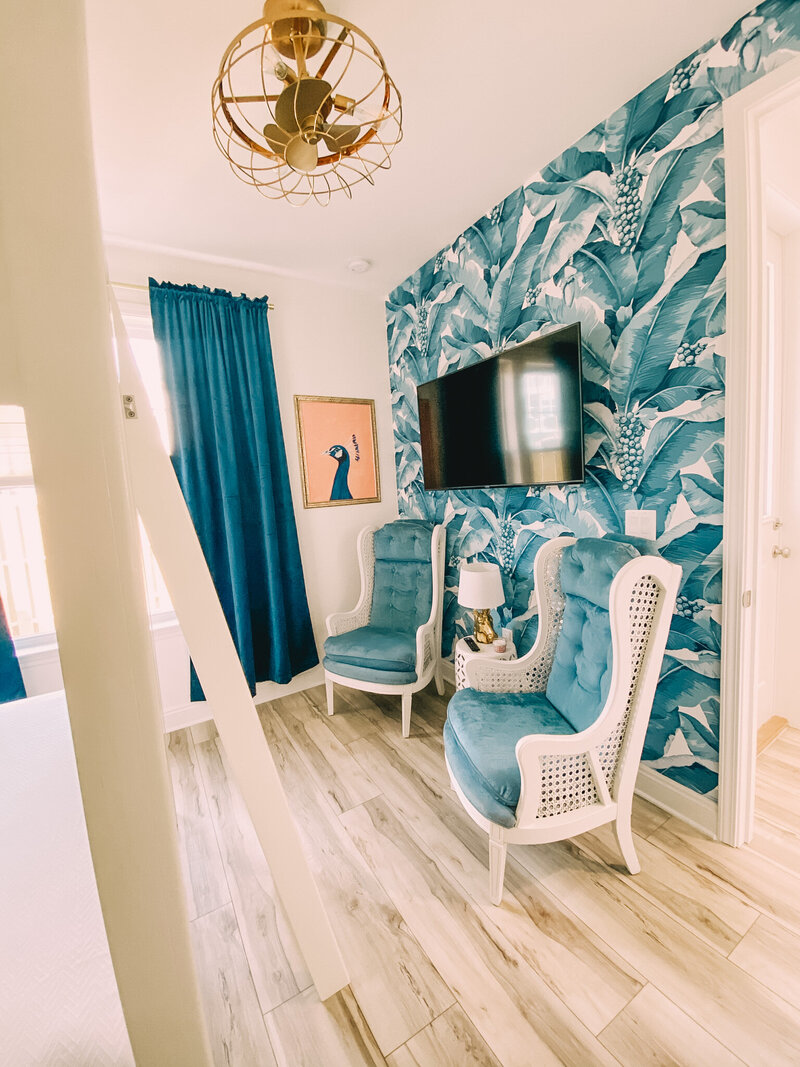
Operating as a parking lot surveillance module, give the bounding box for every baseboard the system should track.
[757,715,788,755]
[163,702,210,733]
[162,665,326,734]
[635,765,718,838]
[254,664,325,705]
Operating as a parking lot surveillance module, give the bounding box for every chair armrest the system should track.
[415,618,438,677]
[513,716,621,826]
[464,647,551,693]
[325,609,364,638]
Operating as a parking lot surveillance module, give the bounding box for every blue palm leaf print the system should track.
[386,0,800,797]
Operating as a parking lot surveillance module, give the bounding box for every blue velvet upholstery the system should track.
[444,690,575,828]
[370,520,433,633]
[323,519,435,688]
[324,626,417,672]
[558,538,639,609]
[546,539,640,732]
[322,659,418,686]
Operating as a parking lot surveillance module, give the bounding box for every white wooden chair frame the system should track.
[325,523,446,738]
[445,537,681,904]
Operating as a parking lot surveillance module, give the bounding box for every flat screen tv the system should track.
[417,322,584,491]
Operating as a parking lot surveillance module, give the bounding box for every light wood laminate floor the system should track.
[167,690,800,1066]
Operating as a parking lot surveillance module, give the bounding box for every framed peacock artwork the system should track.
[294,395,381,508]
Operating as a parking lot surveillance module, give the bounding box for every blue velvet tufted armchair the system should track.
[324,519,446,737]
[444,535,681,904]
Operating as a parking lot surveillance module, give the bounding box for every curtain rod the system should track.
[110,280,275,311]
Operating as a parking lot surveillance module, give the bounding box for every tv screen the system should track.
[417,322,584,491]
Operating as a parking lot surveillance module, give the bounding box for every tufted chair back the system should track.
[545,538,647,731]
[369,520,434,632]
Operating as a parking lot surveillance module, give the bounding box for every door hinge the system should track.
[122,393,137,420]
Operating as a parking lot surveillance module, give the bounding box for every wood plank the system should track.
[274,699,381,815]
[386,1004,500,1067]
[749,815,800,874]
[758,746,799,778]
[729,914,800,1010]
[630,795,671,839]
[755,791,800,835]
[265,986,385,1067]
[599,984,743,1066]
[755,760,800,833]
[775,726,800,751]
[341,797,619,1067]
[165,729,228,921]
[300,685,380,744]
[651,818,800,935]
[258,704,454,1055]
[510,835,800,1064]
[190,904,277,1067]
[360,686,447,739]
[357,690,418,735]
[578,822,758,955]
[190,719,218,745]
[406,685,450,734]
[757,715,788,755]
[363,726,453,793]
[194,735,311,1013]
[349,731,643,1035]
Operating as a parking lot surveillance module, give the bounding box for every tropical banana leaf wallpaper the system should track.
[386,0,800,797]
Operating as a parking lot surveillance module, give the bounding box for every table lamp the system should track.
[458,562,505,644]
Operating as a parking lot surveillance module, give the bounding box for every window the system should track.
[0,412,54,637]
[0,330,175,642]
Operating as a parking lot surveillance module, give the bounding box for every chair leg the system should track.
[488,825,507,905]
[401,692,412,738]
[325,678,335,717]
[614,809,640,875]
[434,659,444,696]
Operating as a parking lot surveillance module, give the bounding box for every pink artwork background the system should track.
[298,400,378,504]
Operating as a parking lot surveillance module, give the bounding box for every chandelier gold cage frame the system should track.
[212,0,403,205]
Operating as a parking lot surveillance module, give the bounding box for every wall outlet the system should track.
[625,509,657,540]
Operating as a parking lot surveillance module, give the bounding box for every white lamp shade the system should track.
[458,562,505,609]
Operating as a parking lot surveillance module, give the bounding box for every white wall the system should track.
[104,242,398,709]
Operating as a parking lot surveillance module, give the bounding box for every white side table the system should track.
[454,637,516,690]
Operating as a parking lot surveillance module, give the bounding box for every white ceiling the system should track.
[86,0,752,295]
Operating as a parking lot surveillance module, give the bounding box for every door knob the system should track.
[772,545,791,559]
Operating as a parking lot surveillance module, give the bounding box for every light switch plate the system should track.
[625,509,657,540]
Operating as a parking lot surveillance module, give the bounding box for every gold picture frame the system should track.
[294,395,381,508]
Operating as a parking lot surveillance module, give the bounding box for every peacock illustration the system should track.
[324,444,352,501]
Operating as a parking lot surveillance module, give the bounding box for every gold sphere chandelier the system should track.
[212,0,403,205]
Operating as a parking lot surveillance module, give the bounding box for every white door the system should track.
[754,232,784,729]
[772,228,800,728]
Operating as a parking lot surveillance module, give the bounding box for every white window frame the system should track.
[0,292,178,649]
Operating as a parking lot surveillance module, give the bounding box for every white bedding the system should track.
[0,692,133,1065]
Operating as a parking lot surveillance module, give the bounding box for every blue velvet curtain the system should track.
[149,280,318,698]
[0,595,25,703]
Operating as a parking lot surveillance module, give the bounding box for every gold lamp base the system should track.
[472,608,498,645]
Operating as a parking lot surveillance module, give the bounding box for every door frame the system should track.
[719,55,800,846]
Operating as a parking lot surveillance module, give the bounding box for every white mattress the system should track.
[0,692,133,1065]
